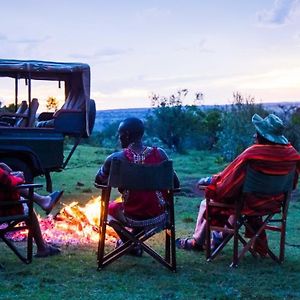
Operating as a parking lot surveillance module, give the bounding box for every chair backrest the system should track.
[108,158,174,190]
[16,98,39,127]
[16,100,28,114]
[242,165,295,195]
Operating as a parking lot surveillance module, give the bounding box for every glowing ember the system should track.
[6,196,118,245]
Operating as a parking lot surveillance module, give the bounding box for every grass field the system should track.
[1,145,300,300]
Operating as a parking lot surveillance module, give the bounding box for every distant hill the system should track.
[94,107,152,131]
[93,102,300,132]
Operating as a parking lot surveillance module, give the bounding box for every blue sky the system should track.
[0,0,299,110]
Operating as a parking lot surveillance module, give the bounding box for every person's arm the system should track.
[94,151,125,185]
[197,176,212,190]
[95,155,113,185]
[0,162,13,173]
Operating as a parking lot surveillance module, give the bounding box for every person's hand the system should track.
[0,162,12,173]
[197,176,212,189]
[10,171,25,180]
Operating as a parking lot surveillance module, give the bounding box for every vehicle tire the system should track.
[2,157,34,183]
[85,99,96,137]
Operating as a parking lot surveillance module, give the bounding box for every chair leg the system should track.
[231,217,239,268]
[27,227,33,264]
[165,229,170,263]
[168,195,176,272]
[279,220,286,263]
[97,188,110,270]
[170,228,176,272]
[279,198,289,263]
[205,204,211,261]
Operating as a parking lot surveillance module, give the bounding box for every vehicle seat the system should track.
[0,100,28,126]
[16,98,39,127]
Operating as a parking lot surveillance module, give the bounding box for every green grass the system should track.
[1,145,300,299]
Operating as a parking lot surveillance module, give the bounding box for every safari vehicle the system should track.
[0,59,96,191]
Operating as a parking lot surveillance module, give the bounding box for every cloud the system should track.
[135,7,171,21]
[11,36,50,44]
[0,34,50,45]
[257,0,300,27]
[69,47,132,62]
[0,33,8,41]
[177,38,213,54]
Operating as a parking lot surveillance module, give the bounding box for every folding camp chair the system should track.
[0,183,42,266]
[95,158,179,272]
[205,165,296,267]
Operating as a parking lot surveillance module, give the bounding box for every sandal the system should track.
[176,238,203,251]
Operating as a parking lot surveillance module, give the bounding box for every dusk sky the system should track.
[0,0,300,110]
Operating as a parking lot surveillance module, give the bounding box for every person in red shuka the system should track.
[95,117,180,256]
[176,113,300,256]
[0,162,63,257]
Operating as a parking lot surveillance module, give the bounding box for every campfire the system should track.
[6,196,118,245]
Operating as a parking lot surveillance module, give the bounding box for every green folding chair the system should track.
[206,164,296,267]
[95,158,179,272]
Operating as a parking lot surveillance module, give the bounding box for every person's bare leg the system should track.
[30,211,47,252]
[192,199,207,245]
[29,211,60,256]
[20,190,63,213]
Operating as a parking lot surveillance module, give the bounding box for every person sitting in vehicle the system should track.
[0,162,63,257]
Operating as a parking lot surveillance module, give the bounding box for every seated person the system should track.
[0,162,64,257]
[176,114,300,256]
[95,117,180,255]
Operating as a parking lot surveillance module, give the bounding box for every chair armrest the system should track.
[54,109,81,118]
[38,112,54,121]
[0,184,43,207]
[94,183,109,189]
[198,185,208,191]
[0,112,27,118]
[206,200,235,209]
[16,183,43,189]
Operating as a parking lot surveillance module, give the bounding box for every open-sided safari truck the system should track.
[0,59,96,191]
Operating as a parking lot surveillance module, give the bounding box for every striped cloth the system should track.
[206,143,300,209]
[0,168,24,217]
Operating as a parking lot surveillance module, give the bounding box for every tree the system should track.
[217,92,268,161]
[46,96,59,112]
[145,89,204,153]
[0,102,16,113]
[277,105,300,151]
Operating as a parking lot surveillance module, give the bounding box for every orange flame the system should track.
[8,196,119,245]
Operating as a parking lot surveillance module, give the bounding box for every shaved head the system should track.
[118,117,144,147]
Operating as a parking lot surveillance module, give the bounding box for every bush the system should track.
[216,92,268,161]
[145,89,205,153]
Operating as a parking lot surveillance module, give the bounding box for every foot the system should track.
[115,239,143,257]
[129,244,143,257]
[176,238,204,251]
[211,231,224,251]
[43,191,64,215]
[35,244,61,258]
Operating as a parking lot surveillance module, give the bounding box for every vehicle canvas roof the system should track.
[0,59,93,136]
[0,59,90,81]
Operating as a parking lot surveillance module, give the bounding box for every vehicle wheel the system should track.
[2,157,34,183]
